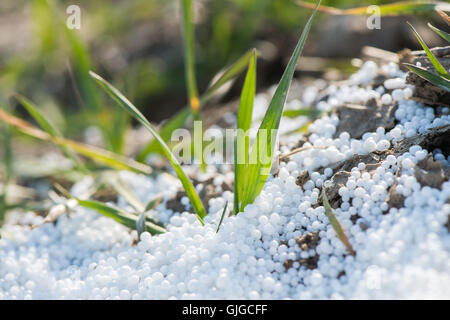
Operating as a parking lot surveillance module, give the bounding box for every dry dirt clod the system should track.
[298,255,319,270]
[166,177,224,214]
[394,125,450,157]
[199,183,220,213]
[387,189,405,210]
[166,190,187,213]
[329,151,389,173]
[283,255,319,271]
[296,170,310,190]
[386,163,405,210]
[283,260,294,270]
[283,231,321,271]
[295,231,320,251]
[350,214,361,225]
[404,47,450,107]
[359,222,369,231]
[334,98,397,139]
[323,171,351,209]
[414,154,450,190]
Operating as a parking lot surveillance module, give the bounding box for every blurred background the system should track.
[0,0,448,154]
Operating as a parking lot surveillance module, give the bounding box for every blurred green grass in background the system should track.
[0,0,401,144]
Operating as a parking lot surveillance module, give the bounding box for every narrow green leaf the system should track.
[408,22,449,79]
[233,138,240,214]
[405,63,450,92]
[297,1,450,16]
[16,95,87,172]
[65,27,102,114]
[181,0,199,114]
[239,0,321,211]
[322,188,355,256]
[216,202,228,233]
[0,109,152,175]
[234,50,257,214]
[89,71,207,224]
[55,181,165,235]
[428,23,450,43]
[144,193,164,212]
[76,197,165,235]
[203,49,255,101]
[59,139,153,175]
[105,174,145,213]
[2,110,12,186]
[16,95,61,137]
[283,108,321,119]
[65,22,128,154]
[237,50,257,136]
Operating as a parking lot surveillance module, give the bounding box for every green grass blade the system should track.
[322,188,355,256]
[181,0,199,114]
[428,23,450,43]
[297,1,450,16]
[64,21,128,154]
[0,109,152,174]
[16,95,62,137]
[237,50,257,136]
[234,50,257,214]
[282,108,321,118]
[59,139,153,174]
[408,22,449,79]
[239,0,321,211]
[55,183,165,234]
[216,202,228,233]
[105,174,145,213]
[137,50,255,162]
[89,71,206,223]
[405,63,450,91]
[64,27,102,114]
[144,193,163,212]
[233,138,240,214]
[72,196,165,235]
[16,95,87,172]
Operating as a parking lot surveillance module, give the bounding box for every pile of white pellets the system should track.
[0,61,449,299]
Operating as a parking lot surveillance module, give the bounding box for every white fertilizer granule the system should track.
[0,61,449,300]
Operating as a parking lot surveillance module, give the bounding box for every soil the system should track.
[386,167,406,210]
[283,231,321,271]
[296,170,311,191]
[402,46,450,107]
[415,154,450,190]
[296,231,321,251]
[165,177,232,214]
[334,98,397,139]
